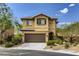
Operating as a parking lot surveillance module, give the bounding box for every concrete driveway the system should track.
[11,43,46,50]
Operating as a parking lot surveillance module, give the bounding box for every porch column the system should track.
[46,33,48,43]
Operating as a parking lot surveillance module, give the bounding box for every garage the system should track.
[24,34,45,43]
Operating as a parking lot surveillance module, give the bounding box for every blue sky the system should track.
[7,3,79,26]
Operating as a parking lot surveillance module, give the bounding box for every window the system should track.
[37,18,46,25]
[26,20,32,26]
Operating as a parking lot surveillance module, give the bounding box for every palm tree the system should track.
[0,3,14,42]
[13,18,22,34]
[0,3,21,42]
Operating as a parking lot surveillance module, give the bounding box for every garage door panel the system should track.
[25,34,45,42]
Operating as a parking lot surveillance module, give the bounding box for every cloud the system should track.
[58,22,72,25]
[56,14,58,16]
[60,8,69,14]
[59,4,76,14]
[57,22,72,27]
[69,4,75,7]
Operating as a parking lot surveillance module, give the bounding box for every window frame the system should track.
[37,18,46,25]
[26,20,32,26]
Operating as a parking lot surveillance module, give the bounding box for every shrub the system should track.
[0,39,4,44]
[73,42,79,46]
[47,39,63,46]
[53,36,63,44]
[11,34,22,45]
[12,37,21,45]
[4,34,22,48]
[47,40,55,46]
[69,37,74,44]
[5,42,14,48]
[55,39,63,45]
[64,42,70,49]
[13,34,22,40]
[5,35,13,42]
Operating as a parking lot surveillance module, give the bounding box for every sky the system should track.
[7,3,79,27]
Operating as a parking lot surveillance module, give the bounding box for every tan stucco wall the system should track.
[34,15,49,31]
[21,15,49,32]
[22,20,34,29]
[21,16,56,33]
[49,20,56,35]
[21,15,57,43]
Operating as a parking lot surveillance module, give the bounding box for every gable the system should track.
[33,14,50,18]
[21,14,57,23]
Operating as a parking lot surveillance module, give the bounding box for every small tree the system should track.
[57,22,79,44]
[0,3,21,43]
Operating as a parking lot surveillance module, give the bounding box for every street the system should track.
[0,49,77,56]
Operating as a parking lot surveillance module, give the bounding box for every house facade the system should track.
[21,14,57,43]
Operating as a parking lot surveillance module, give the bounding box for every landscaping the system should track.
[4,34,22,48]
[0,33,22,48]
[46,22,79,51]
[0,4,22,48]
[46,37,79,52]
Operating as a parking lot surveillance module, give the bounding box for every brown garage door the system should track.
[25,34,45,42]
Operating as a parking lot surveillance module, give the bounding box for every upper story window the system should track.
[26,20,32,26]
[37,18,46,25]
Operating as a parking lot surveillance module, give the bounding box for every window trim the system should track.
[37,18,46,25]
[26,20,32,26]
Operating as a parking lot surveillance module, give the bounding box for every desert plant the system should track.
[12,37,21,45]
[53,36,63,44]
[64,42,70,49]
[47,39,63,46]
[11,34,22,45]
[73,42,79,46]
[5,35,13,42]
[47,40,55,46]
[0,39,4,44]
[5,42,14,48]
[54,39,63,45]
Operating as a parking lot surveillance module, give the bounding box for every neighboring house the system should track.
[21,14,57,43]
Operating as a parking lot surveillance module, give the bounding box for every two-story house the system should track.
[21,14,57,43]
